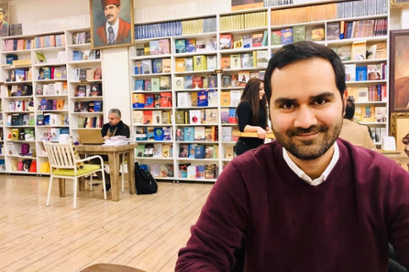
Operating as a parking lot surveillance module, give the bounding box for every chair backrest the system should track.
[43,141,77,170]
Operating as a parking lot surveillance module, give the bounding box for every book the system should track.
[281,28,293,45]
[327,23,340,40]
[311,27,325,41]
[351,41,367,60]
[293,25,306,42]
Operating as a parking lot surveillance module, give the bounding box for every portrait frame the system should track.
[89,0,134,50]
[391,0,409,8]
[390,112,409,152]
[231,0,264,11]
[389,29,409,112]
[0,2,9,37]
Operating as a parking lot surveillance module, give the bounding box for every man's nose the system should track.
[293,105,317,129]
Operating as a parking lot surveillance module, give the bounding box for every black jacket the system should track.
[101,121,130,138]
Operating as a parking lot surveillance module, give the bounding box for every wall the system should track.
[8,0,89,24]
[402,9,409,28]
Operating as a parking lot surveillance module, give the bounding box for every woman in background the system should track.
[235,78,269,156]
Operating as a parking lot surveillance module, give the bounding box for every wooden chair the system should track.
[43,141,107,209]
[79,263,145,272]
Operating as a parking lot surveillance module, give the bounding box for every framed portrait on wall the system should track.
[0,3,9,37]
[390,112,409,153]
[89,0,134,49]
[391,0,409,8]
[231,0,264,11]
[389,30,409,112]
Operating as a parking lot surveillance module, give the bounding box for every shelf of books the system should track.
[130,0,389,183]
[66,28,103,145]
[0,28,103,175]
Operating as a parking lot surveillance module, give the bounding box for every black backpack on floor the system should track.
[134,162,158,195]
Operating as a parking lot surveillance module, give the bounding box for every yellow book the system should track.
[175,58,185,72]
[221,91,231,106]
[361,106,375,122]
[191,92,198,107]
[193,55,207,71]
[253,51,257,67]
[351,41,367,60]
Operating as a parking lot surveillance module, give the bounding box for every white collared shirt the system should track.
[106,19,119,42]
[282,142,339,186]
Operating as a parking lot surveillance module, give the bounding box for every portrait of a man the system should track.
[90,0,134,49]
[231,0,263,11]
[0,3,9,37]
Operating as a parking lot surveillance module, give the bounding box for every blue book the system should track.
[147,128,155,140]
[183,127,195,142]
[94,101,102,112]
[184,76,193,89]
[281,28,293,45]
[60,128,69,134]
[356,67,367,81]
[175,39,186,53]
[153,127,164,141]
[152,59,162,74]
[135,80,145,91]
[194,145,205,159]
[197,91,208,107]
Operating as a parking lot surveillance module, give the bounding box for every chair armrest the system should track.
[77,155,104,165]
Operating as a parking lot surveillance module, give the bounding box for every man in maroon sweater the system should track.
[176,41,409,271]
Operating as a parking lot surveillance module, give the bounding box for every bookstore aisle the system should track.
[0,0,390,182]
[130,0,389,183]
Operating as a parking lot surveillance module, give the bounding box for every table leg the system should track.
[59,178,65,197]
[128,150,135,194]
[108,152,120,201]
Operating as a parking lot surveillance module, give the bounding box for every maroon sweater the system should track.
[176,139,409,271]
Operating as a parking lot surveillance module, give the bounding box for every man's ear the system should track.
[342,89,348,115]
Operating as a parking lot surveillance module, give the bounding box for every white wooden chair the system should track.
[43,141,107,209]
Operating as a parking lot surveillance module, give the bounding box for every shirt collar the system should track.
[106,19,119,40]
[282,142,339,186]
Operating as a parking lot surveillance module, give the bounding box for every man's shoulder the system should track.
[96,24,105,34]
[337,138,404,174]
[119,18,131,29]
[232,141,277,170]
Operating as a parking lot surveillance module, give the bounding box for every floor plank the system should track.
[0,175,212,272]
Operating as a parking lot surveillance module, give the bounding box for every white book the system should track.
[230,90,242,107]
[153,144,163,157]
[54,82,63,95]
[222,127,232,142]
[174,77,185,90]
[152,111,162,124]
[256,50,269,68]
[177,92,191,108]
[187,165,197,179]
[208,90,218,107]
[207,55,217,70]
[344,64,356,81]
[189,110,202,125]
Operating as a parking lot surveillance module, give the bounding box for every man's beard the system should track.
[272,118,343,161]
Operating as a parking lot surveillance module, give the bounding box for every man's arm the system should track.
[176,162,250,271]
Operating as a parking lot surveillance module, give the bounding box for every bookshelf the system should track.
[129,0,390,183]
[0,27,103,175]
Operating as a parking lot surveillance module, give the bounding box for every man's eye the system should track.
[315,99,327,105]
[282,103,294,109]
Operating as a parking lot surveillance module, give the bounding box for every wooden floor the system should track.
[0,175,213,272]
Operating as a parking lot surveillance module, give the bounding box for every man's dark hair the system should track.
[264,41,346,103]
[344,98,355,120]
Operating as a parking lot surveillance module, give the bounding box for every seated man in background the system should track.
[339,98,376,150]
[102,108,130,140]
[94,108,130,191]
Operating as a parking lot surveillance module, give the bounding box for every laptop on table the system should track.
[77,129,104,145]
